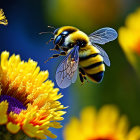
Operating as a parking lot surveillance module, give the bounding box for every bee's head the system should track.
[53,28,62,45]
[53,26,78,45]
[53,27,70,45]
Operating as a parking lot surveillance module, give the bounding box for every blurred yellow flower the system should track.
[118,8,140,72]
[0,51,66,139]
[64,105,140,140]
[0,9,8,25]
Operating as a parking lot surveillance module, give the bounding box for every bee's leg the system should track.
[60,51,66,55]
[79,68,88,84]
[83,75,88,82]
[50,44,60,51]
[51,37,63,51]
[44,51,66,63]
[61,47,69,52]
[46,38,54,45]
[79,72,84,84]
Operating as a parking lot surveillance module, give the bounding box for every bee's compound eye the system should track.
[54,35,62,44]
[54,28,59,35]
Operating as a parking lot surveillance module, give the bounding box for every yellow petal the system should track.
[64,117,83,140]
[0,9,8,25]
[80,106,96,137]
[0,101,8,124]
[127,126,140,140]
[1,51,9,70]
[48,121,62,128]
[35,130,47,139]
[6,122,20,134]
[44,129,57,139]
[23,123,38,138]
[117,115,128,133]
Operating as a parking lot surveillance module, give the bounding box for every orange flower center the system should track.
[135,39,140,55]
[89,137,114,140]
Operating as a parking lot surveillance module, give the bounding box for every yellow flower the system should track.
[118,8,140,71]
[0,51,66,139]
[64,105,140,140]
[0,9,8,25]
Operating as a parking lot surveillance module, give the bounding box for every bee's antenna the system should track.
[46,38,54,45]
[39,31,54,35]
[48,25,56,30]
[39,26,55,35]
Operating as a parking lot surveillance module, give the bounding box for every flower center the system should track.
[0,95,26,114]
[89,137,114,140]
[93,139,112,140]
[135,40,140,55]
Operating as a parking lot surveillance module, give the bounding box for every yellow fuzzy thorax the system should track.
[56,26,78,36]
[68,30,89,44]
[79,44,100,53]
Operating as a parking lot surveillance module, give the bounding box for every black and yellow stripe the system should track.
[79,45,105,83]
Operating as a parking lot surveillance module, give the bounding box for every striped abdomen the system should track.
[79,45,105,83]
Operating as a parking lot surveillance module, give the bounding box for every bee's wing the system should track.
[55,46,79,88]
[93,43,110,67]
[89,27,118,45]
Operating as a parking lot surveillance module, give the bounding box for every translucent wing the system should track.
[55,46,79,88]
[93,43,110,67]
[89,27,118,45]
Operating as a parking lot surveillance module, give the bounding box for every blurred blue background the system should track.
[0,0,140,139]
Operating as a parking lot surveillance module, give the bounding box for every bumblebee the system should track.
[47,26,117,88]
